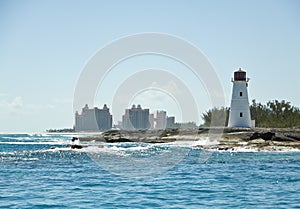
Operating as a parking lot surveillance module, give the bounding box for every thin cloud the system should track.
[0,95,23,109]
[11,96,23,108]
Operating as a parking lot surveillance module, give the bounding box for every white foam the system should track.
[206,146,300,153]
[0,157,39,162]
[0,141,69,145]
[166,137,219,147]
[42,147,72,152]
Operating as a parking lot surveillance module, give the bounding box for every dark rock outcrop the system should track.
[72,137,79,142]
[105,138,133,143]
[67,144,87,149]
[250,132,275,140]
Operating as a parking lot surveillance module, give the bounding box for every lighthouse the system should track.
[228,68,252,128]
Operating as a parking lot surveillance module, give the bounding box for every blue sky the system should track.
[0,0,299,132]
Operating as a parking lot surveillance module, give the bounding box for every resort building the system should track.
[75,104,112,132]
[122,105,150,130]
[166,116,175,128]
[149,113,155,129]
[155,110,167,129]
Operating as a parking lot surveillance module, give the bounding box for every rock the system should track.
[105,138,133,143]
[249,138,266,144]
[160,128,179,137]
[198,127,209,134]
[273,134,296,142]
[286,134,300,141]
[72,137,79,142]
[250,132,275,140]
[67,144,87,149]
[218,147,229,151]
[74,127,300,151]
[147,137,176,143]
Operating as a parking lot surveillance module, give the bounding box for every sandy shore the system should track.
[75,127,300,152]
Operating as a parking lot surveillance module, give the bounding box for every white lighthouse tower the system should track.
[228,68,252,128]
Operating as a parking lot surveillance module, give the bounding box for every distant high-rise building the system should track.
[75,104,112,132]
[96,104,113,131]
[149,113,155,129]
[166,116,175,128]
[122,104,150,130]
[155,110,167,129]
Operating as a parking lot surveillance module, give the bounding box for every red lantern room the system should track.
[234,68,246,81]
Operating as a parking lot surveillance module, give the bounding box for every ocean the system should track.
[1,133,300,208]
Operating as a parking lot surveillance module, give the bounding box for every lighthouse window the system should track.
[240,92,243,97]
[240,112,243,117]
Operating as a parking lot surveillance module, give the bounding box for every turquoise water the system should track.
[1,134,300,208]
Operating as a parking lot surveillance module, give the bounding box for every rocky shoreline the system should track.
[74,127,300,152]
[212,127,300,152]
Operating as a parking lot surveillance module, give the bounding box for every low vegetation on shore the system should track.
[202,100,300,128]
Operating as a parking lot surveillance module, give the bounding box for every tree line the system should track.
[202,100,300,128]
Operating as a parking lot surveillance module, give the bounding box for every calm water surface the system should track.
[1,134,299,208]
